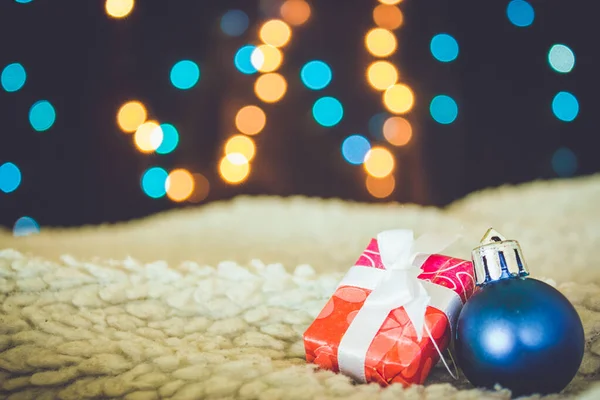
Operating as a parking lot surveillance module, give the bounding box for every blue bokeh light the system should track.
[507,0,535,27]
[0,162,22,193]
[15,0,33,3]
[29,100,56,132]
[552,147,578,177]
[430,95,458,124]
[430,34,459,62]
[13,216,40,237]
[548,44,575,74]
[300,60,332,90]
[156,123,179,155]
[220,10,249,37]
[312,97,344,127]
[552,91,579,122]
[341,135,371,165]
[170,60,200,90]
[1,63,26,92]
[368,112,389,140]
[234,45,258,74]
[141,167,168,198]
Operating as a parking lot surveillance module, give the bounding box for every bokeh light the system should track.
[552,147,578,177]
[156,123,179,154]
[170,60,200,90]
[366,174,396,198]
[220,10,249,37]
[383,84,414,114]
[1,63,26,92]
[225,135,256,161]
[0,162,22,193]
[13,216,40,237]
[254,73,287,103]
[134,121,163,153]
[552,92,579,122]
[166,169,195,202]
[259,19,292,48]
[364,147,395,178]
[383,116,412,146]
[378,0,402,4]
[235,105,266,135]
[430,33,459,62]
[365,28,397,57]
[29,100,56,132]
[251,45,283,73]
[548,44,575,74]
[105,0,134,19]
[219,153,250,184]
[15,0,34,3]
[367,61,398,91]
[372,5,403,30]
[117,101,147,133]
[300,60,332,90]
[341,135,371,165]
[312,97,344,127]
[430,95,458,124]
[188,173,210,203]
[368,112,390,139]
[141,167,168,198]
[234,45,258,74]
[280,0,311,26]
[507,0,534,27]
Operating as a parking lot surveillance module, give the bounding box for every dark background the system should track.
[0,0,595,229]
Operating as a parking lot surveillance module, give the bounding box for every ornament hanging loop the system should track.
[471,228,530,286]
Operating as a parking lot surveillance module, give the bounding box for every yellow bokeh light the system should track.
[235,105,266,136]
[364,147,395,178]
[251,45,283,73]
[219,153,250,184]
[134,121,163,153]
[383,84,414,114]
[378,0,403,5]
[105,0,134,19]
[188,173,210,203]
[259,19,292,48]
[365,28,397,57]
[373,5,404,30]
[166,169,194,202]
[254,73,287,103]
[383,116,412,146]
[280,0,311,26]
[117,101,147,133]
[366,174,396,198]
[225,135,256,161]
[367,61,398,91]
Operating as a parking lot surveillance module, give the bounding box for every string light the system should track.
[259,19,292,48]
[378,0,403,5]
[166,168,195,202]
[280,0,311,26]
[105,0,134,19]
[367,61,398,91]
[383,116,412,146]
[1,63,26,92]
[29,100,56,132]
[366,174,396,198]
[219,153,250,184]
[141,167,168,199]
[383,84,414,114]
[365,28,397,57]
[254,73,287,103]
[134,121,163,153]
[372,5,403,30]
[117,101,147,133]
[251,45,283,73]
[364,147,395,178]
[0,162,22,193]
[235,105,266,135]
[225,135,256,161]
[188,173,210,203]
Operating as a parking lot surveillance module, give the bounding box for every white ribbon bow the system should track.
[337,229,460,383]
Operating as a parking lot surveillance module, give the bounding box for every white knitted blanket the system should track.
[1,175,600,400]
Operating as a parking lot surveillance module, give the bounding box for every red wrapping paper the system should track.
[304,238,475,386]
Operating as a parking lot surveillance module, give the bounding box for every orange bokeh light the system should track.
[280,0,311,26]
[251,45,283,73]
[383,84,414,114]
[259,19,292,48]
[383,116,412,146]
[254,73,287,103]
[365,28,397,57]
[105,0,134,19]
[367,61,398,91]
[366,174,396,198]
[166,169,195,202]
[364,147,395,178]
[188,173,210,203]
[378,0,403,5]
[225,135,256,161]
[373,4,404,30]
[133,121,163,153]
[219,153,250,184]
[235,105,266,136]
[117,101,147,133]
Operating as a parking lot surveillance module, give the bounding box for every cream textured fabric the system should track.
[1,175,600,399]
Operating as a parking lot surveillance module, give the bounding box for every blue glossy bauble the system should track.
[455,277,584,397]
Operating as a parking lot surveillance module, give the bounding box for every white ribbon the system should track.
[337,229,461,383]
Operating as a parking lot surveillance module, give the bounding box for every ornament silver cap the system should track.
[471,228,530,286]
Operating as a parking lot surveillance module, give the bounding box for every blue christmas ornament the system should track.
[455,229,584,397]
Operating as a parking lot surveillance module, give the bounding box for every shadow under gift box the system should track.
[303,238,475,387]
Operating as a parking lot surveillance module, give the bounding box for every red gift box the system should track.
[304,233,475,387]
